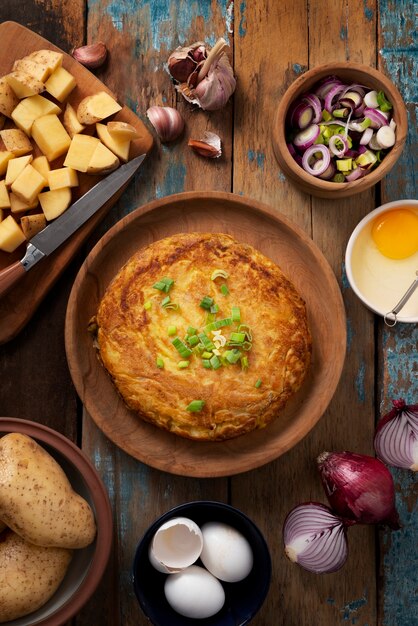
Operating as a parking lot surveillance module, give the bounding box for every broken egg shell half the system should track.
[148,517,203,573]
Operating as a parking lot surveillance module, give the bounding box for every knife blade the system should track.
[0,154,145,299]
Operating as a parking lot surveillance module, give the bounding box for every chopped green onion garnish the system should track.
[231,306,241,323]
[187,326,197,336]
[230,332,246,344]
[206,312,216,324]
[198,332,215,351]
[377,90,392,112]
[332,172,345,183]
[156,357,164,369]
[201,351,213,359]
[144,301,152,311]
[161,296,170,307]
[255,379,262,388]
[220,283,229,296]
[153,277,174,293]
[178,360,190,369]
[211,269,229,281]
[187,400,205,412]
[210,355,222,370]
[200,295,214,310]
[242,341,253,351]
[187,335,200,347]
[167,325,177,336]
[238,324,252,341]
[161,296,179,310]
[210,304,219,313]
[241,355,249,370]
[172,337,193,358]
[205,318,233,333]
[202,359,212,369]
[225,349,241,364]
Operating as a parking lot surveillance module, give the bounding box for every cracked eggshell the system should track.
[148,517,203,573]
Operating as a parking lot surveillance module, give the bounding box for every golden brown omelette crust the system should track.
[93,233,312,440]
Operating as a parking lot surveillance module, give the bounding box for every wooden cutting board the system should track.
[0,21,153,344]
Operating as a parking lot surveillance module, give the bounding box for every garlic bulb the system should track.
[167,38,236,111]
[188,131,222,158]
[146,106,185,142]
[72,42,107,69]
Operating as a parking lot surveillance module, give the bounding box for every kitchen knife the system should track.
[0,154,145,299]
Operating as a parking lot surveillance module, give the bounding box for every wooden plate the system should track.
[65,192,346,477]
[0,21,153,344]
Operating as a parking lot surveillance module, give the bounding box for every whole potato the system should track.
[0,528,72,622]
[0,433,96,549]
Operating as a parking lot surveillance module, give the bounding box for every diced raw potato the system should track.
[0,129,33,156]
[0,77,20,118]
[10,192,39,215]
[5,71,44,99]
[107,121,139,141]
[96,122,130,162]
[86,141,120,174]
[0,180,10,209]
[45,67,76,102]
[20,213,47,239]
[39,187,72,220]
[0,151,14,176]
[0,215,26,252]
[31,114,71,161]
[63,134,99,172]
[31,155,50,180]
[11,164,47,205]
[11,95,61,136]
[5,155,33,187]
[28,50,63,74]
[47,167,79,190]
[63,103,85,138]
[13,57,50,82]
[77,91,122,125]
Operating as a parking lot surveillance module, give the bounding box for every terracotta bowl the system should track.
[272,62,408,198]
[0,417,113,626]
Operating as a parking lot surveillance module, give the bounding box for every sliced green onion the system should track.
[238,324,253,341]
[210,304,219,313]
[211,269,229,281]
[144,301,152,311]
[201,351,213,359]
[377,90,392,112]
[230,332,246,344]
[332,172,345,183]
[161,296,179,311]
[187,326,197,336]
[206,312,217,324]
[198,332,215,351]
[202,359,212,369]
[225,349,241,364]
[167,325,177,336]
[322,109,333,122]
[187,400,205,412]
[242,341,253,351]
[153,277,174,293]
[205,318,233,333]
[210,355,222,370]
[172,337,193,358]
[231,306,241,323]
[241,355,249,370]
[161,296,170,307]
[220,283,229,296]
[178,360,190,369]
[156,357,164,369]
[255,379,262,388]
[187,335,200,347]
[200,295,214,310]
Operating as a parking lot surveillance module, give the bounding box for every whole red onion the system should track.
[317,451,400,529]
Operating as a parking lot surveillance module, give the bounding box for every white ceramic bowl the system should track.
[345,199,418,323]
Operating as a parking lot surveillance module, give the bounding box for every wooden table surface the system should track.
[0,1,416,625]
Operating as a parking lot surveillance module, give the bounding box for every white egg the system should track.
[164,564,225,619]
[149,517,203,573]
[200,521,254,582]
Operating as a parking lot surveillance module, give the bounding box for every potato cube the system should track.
[39,187,72,220]
[31,114,71,161]
[96,123,130,162]
[31,155,50,180]
[0,77,20,118]
[28,50,63,74]
[0,151,14,176]
[11,164,47,205]
[63,134,99,172]
[20,213,47,239]
[0,215,26,251]
[45,67,76,102]
[63,103,85,138]
[0,180,10,209]
[5,71,44,99]
[77,91,122,125]
[87,141,120,174]
[0,129,33,156]
[47,167,79,190]
[107,121,139,141]
[13,57,51,82]
[10,192,39,215]
[5,155,33,187]
[11,95,61,136]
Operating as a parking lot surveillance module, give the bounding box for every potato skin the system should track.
[0,433,96,549]
[0,528,72,622]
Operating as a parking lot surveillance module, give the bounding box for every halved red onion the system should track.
[360,127,374,145]
[317,451,400,529]
[364,107,389,129]
[283,502,349,574]
[289,101,314,129]
[301,93,322,123]
[345,167,366,181]
[293,124,320,150]
[301,144,331,176]
[324,84,346,112]
[374,399,418,471]
[328,133,348,157]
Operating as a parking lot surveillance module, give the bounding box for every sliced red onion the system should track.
[301,93,322,123]
[324,84,346,112]
[339,90,363,108]
[293,124,320,150]
[360,127,374,145]
[368,133,382,150]
[301,144,331,176]
[283,502,349,574]
[314,76,343,100]
[353,102,366,118]
[345,167,366,181]
[286,142,296,156]
[289,101,314,129]
[364,90,379,108]
[328,133,348,157]
[374,399,418,471]
[317,160,336,180]
[363,107,388,129]
[341,83,366,99]
[317,451,400,529]
[376,125,396,148]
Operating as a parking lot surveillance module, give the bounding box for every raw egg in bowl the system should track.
[345,199,418,323]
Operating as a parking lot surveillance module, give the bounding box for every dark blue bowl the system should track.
[132,501,271,626]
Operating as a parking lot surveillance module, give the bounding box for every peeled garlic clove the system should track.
[188,131,222,158]
[72,42,107,69]
[146,106,185,143]
[149,517,203,573]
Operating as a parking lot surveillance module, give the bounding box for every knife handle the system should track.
[0,261,26,299]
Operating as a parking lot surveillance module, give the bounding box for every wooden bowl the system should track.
[272,62,408,199]
[65,191,346,477]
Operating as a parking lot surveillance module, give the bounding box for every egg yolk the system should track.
[371,209,418,260]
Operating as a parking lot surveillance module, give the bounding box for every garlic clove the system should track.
[188,131,222,158]
[146,106,185,143]
[72,42,107,69]
[148,517,203,573]
[167,42,207,83]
